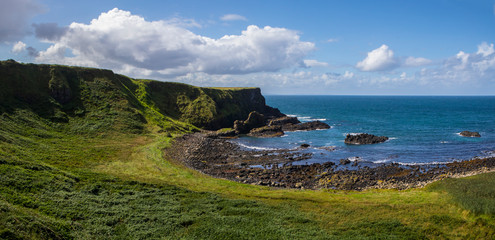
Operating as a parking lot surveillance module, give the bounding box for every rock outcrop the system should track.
[269,116,330,132]
[344,133,389,145]
[282,121,331,132]
[234,111,266,134]
[460,131,481,137]
[248,125,284,138]
[269,116,301,126]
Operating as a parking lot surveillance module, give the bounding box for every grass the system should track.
[1,61,495,239]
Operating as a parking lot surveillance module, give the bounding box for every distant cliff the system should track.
[0,60,283,133]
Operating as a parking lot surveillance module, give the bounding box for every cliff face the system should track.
[0,60,282,132]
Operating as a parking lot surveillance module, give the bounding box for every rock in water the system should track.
[344,133,389,145]
[282,121,331,132]
[269,116,301,126]
[460,131,481,137]
[300,143,310,148]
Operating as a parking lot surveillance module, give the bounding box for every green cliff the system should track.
[0,60,282,134]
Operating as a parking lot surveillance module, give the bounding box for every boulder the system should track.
[269,116,301,126]
[344,133,389,145]
[234,111,266,134]
[460,131,481,137]
[282,121,331,132]
[340,159,351,165]
[300,143,310,148]
[248,125,284,138]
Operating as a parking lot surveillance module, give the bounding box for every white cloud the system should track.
[327,38,339,43]
[303,59,328,67]
[343,71,354,79]
[357,44,431,71]
[417,42,495,85]
[404,57,432,67]
[356,44,398,71]
[0,0,44,42]
[220,14,247,21]
[12,41,26,53]
[477,42,494,57]
[36,8,314,77]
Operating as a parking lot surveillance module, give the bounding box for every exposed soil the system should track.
[166,133,495,190]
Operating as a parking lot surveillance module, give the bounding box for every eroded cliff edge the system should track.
[0,60,283,132]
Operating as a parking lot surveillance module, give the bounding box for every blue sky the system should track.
[2,0,495,95]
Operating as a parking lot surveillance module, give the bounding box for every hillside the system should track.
[1,60,494,239]
[0,60,282,133]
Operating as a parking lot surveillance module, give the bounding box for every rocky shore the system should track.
[166,132,495,190]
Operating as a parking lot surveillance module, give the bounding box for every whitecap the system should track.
[398,161,452,166]
[373,159,390,164]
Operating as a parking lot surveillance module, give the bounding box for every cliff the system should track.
[0,60,283,133]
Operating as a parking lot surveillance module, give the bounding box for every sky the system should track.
[1,0,495,95]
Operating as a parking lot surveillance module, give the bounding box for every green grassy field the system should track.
[1,61,494,239]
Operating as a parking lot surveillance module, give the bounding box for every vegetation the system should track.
[1,61,494,239]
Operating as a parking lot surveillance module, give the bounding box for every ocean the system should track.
[233,96,495,166]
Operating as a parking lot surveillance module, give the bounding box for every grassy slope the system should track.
[1,61,494,239]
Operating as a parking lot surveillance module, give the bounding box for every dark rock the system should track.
[345,133,389,145]
[282,121,331,132]
[340,159,351,165]
[300,143,310,148]
[248,125,284,138]
[206,129,238,139]
[318,146,336,152]
[460,131,481,137]
[234,111,266,134]
[269,116,301,126]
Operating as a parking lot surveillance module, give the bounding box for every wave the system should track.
[373,159,390,164]
[236,142,279,151]
[397,161,453,166]
[286,115,327,122]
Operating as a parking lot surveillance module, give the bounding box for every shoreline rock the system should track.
[282,121,331,132]
[166,133,495,190]
[345,133,389,145]
[248,125,284,138]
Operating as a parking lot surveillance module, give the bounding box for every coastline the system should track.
[166,132,495,190]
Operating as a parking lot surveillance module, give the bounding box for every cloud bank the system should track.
[36,8,314,77]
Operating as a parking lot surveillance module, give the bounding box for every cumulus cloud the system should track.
[220,14,247,21]
[33,23,68,41]
[36,8,314,77]
[417,42,495,85]
[356,44,398,71]
[477,42,494,57]
[0,0,44,42]
[357,44,431,71]
[12,41,27,53]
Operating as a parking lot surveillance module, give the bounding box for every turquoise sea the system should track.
[234,96,495,166]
